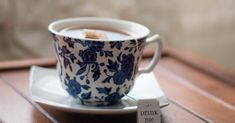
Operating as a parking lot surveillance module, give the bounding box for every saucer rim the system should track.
[29,66,169,114]
[32,95,169,115]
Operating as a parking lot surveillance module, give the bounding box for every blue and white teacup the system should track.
[48,17,162,106]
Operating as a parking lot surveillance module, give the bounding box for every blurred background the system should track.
[0,0,235,70]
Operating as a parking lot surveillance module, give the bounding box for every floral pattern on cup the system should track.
[52,33,145,106]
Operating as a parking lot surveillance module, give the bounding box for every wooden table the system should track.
[0,48,235,123]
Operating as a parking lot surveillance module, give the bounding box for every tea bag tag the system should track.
[137,99,161,123]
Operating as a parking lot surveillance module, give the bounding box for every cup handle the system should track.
[138,34,162,75]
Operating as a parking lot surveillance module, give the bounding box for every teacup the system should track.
[48,17,162,106]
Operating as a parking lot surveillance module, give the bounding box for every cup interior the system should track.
[48,17,150,41]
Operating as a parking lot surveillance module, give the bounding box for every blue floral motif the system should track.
[63,37,75,48]
[104,51,113,57]
[81,92,92,99]
[92,64,101,81]
[64,75,81,97]
[96,87,112,95]
[124,46,136,53]
[57,45,77,71]
[105,92,122,102]
[81,85,91,90]
[79,48,97,64]
[87,41,104,51]
[124,38,145,53]
[102,53,135,85]
[102,76,112,83]
[64,74,92,98]
[130,38,145,52]
[110,42,123,50]
[120,54,135,80]
[107,59,119,72]
[113,71,126,85]
[75,40,114,82]
[74,39,87,47]
[95,86,123,104]
[60,45,70,54]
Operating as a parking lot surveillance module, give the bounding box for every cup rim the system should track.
[48,17,150,41]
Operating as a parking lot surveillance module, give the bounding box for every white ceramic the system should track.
[48,17,162,105]
[29,66,168,114]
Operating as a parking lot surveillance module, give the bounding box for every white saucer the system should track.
[29,66,169,114]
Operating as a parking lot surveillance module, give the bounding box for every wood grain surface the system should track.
[0,67,209,123]
[0,77,51,123]
[0,48,234,123]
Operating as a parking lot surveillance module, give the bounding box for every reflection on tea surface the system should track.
[60,27,130,40]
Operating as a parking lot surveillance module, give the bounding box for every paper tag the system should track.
[137,99,161,123]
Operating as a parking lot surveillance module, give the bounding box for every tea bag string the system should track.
[128,31,140,69]
[122,33,139,102]
[123,92,137,102]
[131,32,139,57]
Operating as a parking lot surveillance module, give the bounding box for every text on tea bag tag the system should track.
[137,99,161,123]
